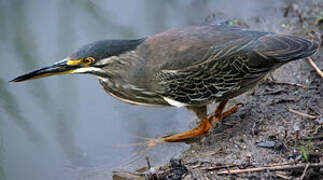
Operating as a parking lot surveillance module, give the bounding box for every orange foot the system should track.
[136,100,243,150]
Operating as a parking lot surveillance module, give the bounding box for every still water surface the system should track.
[0,0,283,179]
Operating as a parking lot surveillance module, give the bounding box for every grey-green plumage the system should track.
[11,25,318,109]
[97,25,318,107]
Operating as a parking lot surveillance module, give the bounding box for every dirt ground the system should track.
[113,1,323,180]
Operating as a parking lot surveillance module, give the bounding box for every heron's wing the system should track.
[145,26,317,106]
[138,26,265,105]
[138,25,269,71]
[152,42,258,106]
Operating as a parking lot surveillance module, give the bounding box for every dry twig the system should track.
[266,80,308,88]
[145,156,151,169]
[275,172,292,180]
[216,163,323,175]
[200,164,236,171]
[271,98,298,105]
[299,163,310,180]
[307,57,323,78]
[288,108,320,119]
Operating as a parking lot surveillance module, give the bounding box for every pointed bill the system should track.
[9,58,81,83]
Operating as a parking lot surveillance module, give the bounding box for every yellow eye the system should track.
[83,57,94,65]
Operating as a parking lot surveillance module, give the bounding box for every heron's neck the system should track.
[99,50,144,78]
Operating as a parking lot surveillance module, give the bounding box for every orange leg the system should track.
[222,104,240,119]
[210,100,242,128]
[161,115,212,142]
[138,100,242,149]
[209,100,228,128]
[161,100,241,143]
[123,101,242,155]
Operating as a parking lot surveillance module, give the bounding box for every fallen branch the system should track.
[200,162,295,171]
[307,57,323,78]
[216,163,323,175]
[288,108,320,119]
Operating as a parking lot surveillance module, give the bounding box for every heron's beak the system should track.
[9,58,81,83]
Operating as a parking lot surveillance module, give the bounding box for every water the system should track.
[0,0,283,179]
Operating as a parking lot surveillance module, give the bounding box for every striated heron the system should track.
[10,25,318,145]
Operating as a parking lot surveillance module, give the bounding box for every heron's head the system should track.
[10,38,146,82]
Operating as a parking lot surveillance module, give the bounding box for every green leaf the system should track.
[302,146,308,162]
[308,139,312,153]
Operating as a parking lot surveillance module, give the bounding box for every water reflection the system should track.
[1,0,284,179]
[0,78,42,143]
[0,132,4,180]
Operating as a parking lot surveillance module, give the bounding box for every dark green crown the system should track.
[70,38,147,60]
